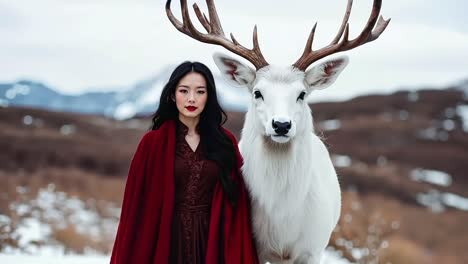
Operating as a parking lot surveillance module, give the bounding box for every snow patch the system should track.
[322,248,354,264]
[332,155,352,168]
[0,254,109,264]
[60,125,76,135]
[456,105,468,132]
[22,115,33,125]
[442,193,468,211]
[417,127,450,141]
[417,189,468,213]
[6,184,120,255]
[5,84,30,99]
[319,119,341,131]
[0,215,10,224]
[15,218,52,253]
[398,110,409,120]
[410,169,452,187]
[113,102,137,120]
[376,156,388,166]
[407,91,419,102]
[442,119,455,131]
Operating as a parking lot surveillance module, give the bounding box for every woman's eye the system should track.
[297,91,306,101]
[197,90,206,94]
[254,90,263,100]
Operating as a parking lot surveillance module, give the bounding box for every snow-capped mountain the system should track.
[0,67,249,120]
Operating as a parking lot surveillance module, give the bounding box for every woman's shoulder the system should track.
[141,120,176,142]
[139,127,168,145]
[142,129,159,139]
[134,130,158,149]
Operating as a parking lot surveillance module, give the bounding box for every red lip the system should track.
[185,106,198,112]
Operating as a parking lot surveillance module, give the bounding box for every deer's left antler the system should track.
[292,0,391,71]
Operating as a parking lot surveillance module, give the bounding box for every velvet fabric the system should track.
[110,120,259,264]
[169,120,219,262]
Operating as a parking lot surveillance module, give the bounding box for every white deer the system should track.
[166,0,390,263]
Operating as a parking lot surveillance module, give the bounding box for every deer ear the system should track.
[304,56,349,90]
[213,52,256,87]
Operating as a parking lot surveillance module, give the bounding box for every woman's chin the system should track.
[180,111,202,119]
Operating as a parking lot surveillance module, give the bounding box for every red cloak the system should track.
[110,120,259,264]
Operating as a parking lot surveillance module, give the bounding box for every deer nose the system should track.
[272,120,292,136]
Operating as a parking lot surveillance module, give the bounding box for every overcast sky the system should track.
[1,0,468,101]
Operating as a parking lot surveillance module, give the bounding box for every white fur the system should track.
[214,53,347,264]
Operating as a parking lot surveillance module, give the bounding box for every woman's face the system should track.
[174,72,208,122]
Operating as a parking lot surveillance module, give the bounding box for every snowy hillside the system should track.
[0,184,351,264]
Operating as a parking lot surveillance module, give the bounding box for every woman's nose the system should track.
[188,91,195,102]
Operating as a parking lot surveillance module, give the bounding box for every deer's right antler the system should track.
[166,0,269,70]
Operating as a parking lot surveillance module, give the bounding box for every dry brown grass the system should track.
[379,236,432,264]
[51,223,115,254]
[0,167,124,254]
[330,191,468,264]
[0,106,145,177]
[330,192,401,263]
[51,224,90,254]
[0,167,125,207]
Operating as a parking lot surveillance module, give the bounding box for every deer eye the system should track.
[254,90,263,100]
[297,91,306,101]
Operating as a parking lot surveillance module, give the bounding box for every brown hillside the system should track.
[0,88,467,263]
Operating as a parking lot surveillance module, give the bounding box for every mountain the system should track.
[2,70,466,121]
[0,80,117,115]
[0,68,249,120]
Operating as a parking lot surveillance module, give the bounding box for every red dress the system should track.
[170,121,220,263]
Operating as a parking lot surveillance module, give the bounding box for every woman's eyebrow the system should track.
[178,85,206,88]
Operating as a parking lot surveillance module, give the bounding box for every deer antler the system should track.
[166,0,269,70]
[293,0,391,71]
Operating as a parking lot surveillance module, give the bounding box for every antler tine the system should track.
[299,23,317,59]
[369,15,391,41]
[180,0,205,38]
[345,0,382,48]
[165,0,184,31]
[293,0,390,71]
[252,25,262,53]
[193,3,211,33]
[165,0,269,70]
[205,0,224,35]
[230,33,240,45]
[330,0,353,45]
[166,0,204,39]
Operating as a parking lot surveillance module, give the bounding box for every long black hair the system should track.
[150,61,238,204]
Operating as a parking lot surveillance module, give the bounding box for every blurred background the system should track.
[1,0,467,263]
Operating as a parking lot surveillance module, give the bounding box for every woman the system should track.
[110,61,259,264]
